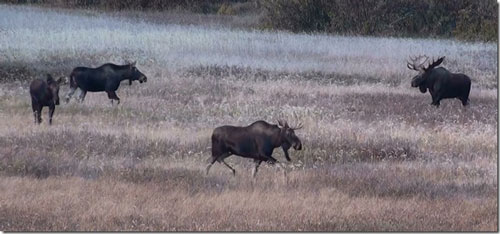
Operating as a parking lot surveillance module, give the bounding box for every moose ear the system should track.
[130,61,136,67]
[56,77,64,85]
[46,74,55,83]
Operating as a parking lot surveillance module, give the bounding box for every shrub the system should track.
[261,0,331,33]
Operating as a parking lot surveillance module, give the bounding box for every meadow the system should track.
[0,4,497,231]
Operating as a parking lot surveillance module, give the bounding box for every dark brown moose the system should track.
[407,55,471,107]
[29,74,63,125]
[65,62,147,105]
[207,120,303,177]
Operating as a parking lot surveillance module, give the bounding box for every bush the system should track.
[261,0,330,33]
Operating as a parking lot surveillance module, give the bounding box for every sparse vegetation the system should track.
[0,4,497,231]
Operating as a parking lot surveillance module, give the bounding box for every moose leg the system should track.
[462,84,471,107]
[33,108,42,124]
[275,161,288,180]
[265,156,278,164]
[65,87,77,103]
[431,93,441,107]
[252,160,262,178]
[432,100,440,107]
[221,160,236,175]
[459,95,469,107]
[36,106,43,124]
[282,148,291,162]
[206,152,231,175]
[459,98,468,107]
[434,97,441,107]
[32,102,40,124]
[48,105,55,125]
[107,91,120,105]
[206,157,218,175]
[78,90,87,103]
[33,110,38,124]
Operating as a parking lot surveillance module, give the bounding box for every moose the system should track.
[29,74,64,125]
[206,120,303,177]
[407,55,471,107]
[65,62,147,104]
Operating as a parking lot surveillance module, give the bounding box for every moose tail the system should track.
[69,71,78,88]
[65,71,78,103]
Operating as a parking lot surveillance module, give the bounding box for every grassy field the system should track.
[0,4,497,231]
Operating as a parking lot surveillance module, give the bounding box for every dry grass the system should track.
[0,4,497,232]
[0,175,496,231]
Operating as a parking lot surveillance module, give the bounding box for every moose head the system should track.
[407,55,445,93]
[45,74,64,105]
[127,61,147,85]
[277,120,303,152]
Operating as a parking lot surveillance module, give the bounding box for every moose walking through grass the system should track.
[207,120,303,177]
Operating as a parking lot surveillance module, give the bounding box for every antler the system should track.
[407,55,429,72]
[278,118,303,130]
[277,119,287,128]
[292,122,303,130]
[424,56,445,71]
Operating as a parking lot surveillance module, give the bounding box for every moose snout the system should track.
[139,76,147,83]
[411,81,418,87]
[294,142,303,150]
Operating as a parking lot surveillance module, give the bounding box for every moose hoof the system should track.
[267,159,278,165]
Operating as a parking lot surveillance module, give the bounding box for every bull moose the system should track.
[407,55,471,107]
[206,120,303,177]
[65,62,147,104]
[29,74,64,125]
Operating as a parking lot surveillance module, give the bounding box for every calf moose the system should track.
[65,62,147,104]
[407,55,471,107]
[29,74,63,125]
[207,120,303,177]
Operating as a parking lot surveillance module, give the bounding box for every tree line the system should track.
[2,0,498,41]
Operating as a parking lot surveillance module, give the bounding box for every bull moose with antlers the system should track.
[206,120,303,177]
[407,55,471,107]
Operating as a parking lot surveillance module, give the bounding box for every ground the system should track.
[0,4,497,231]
